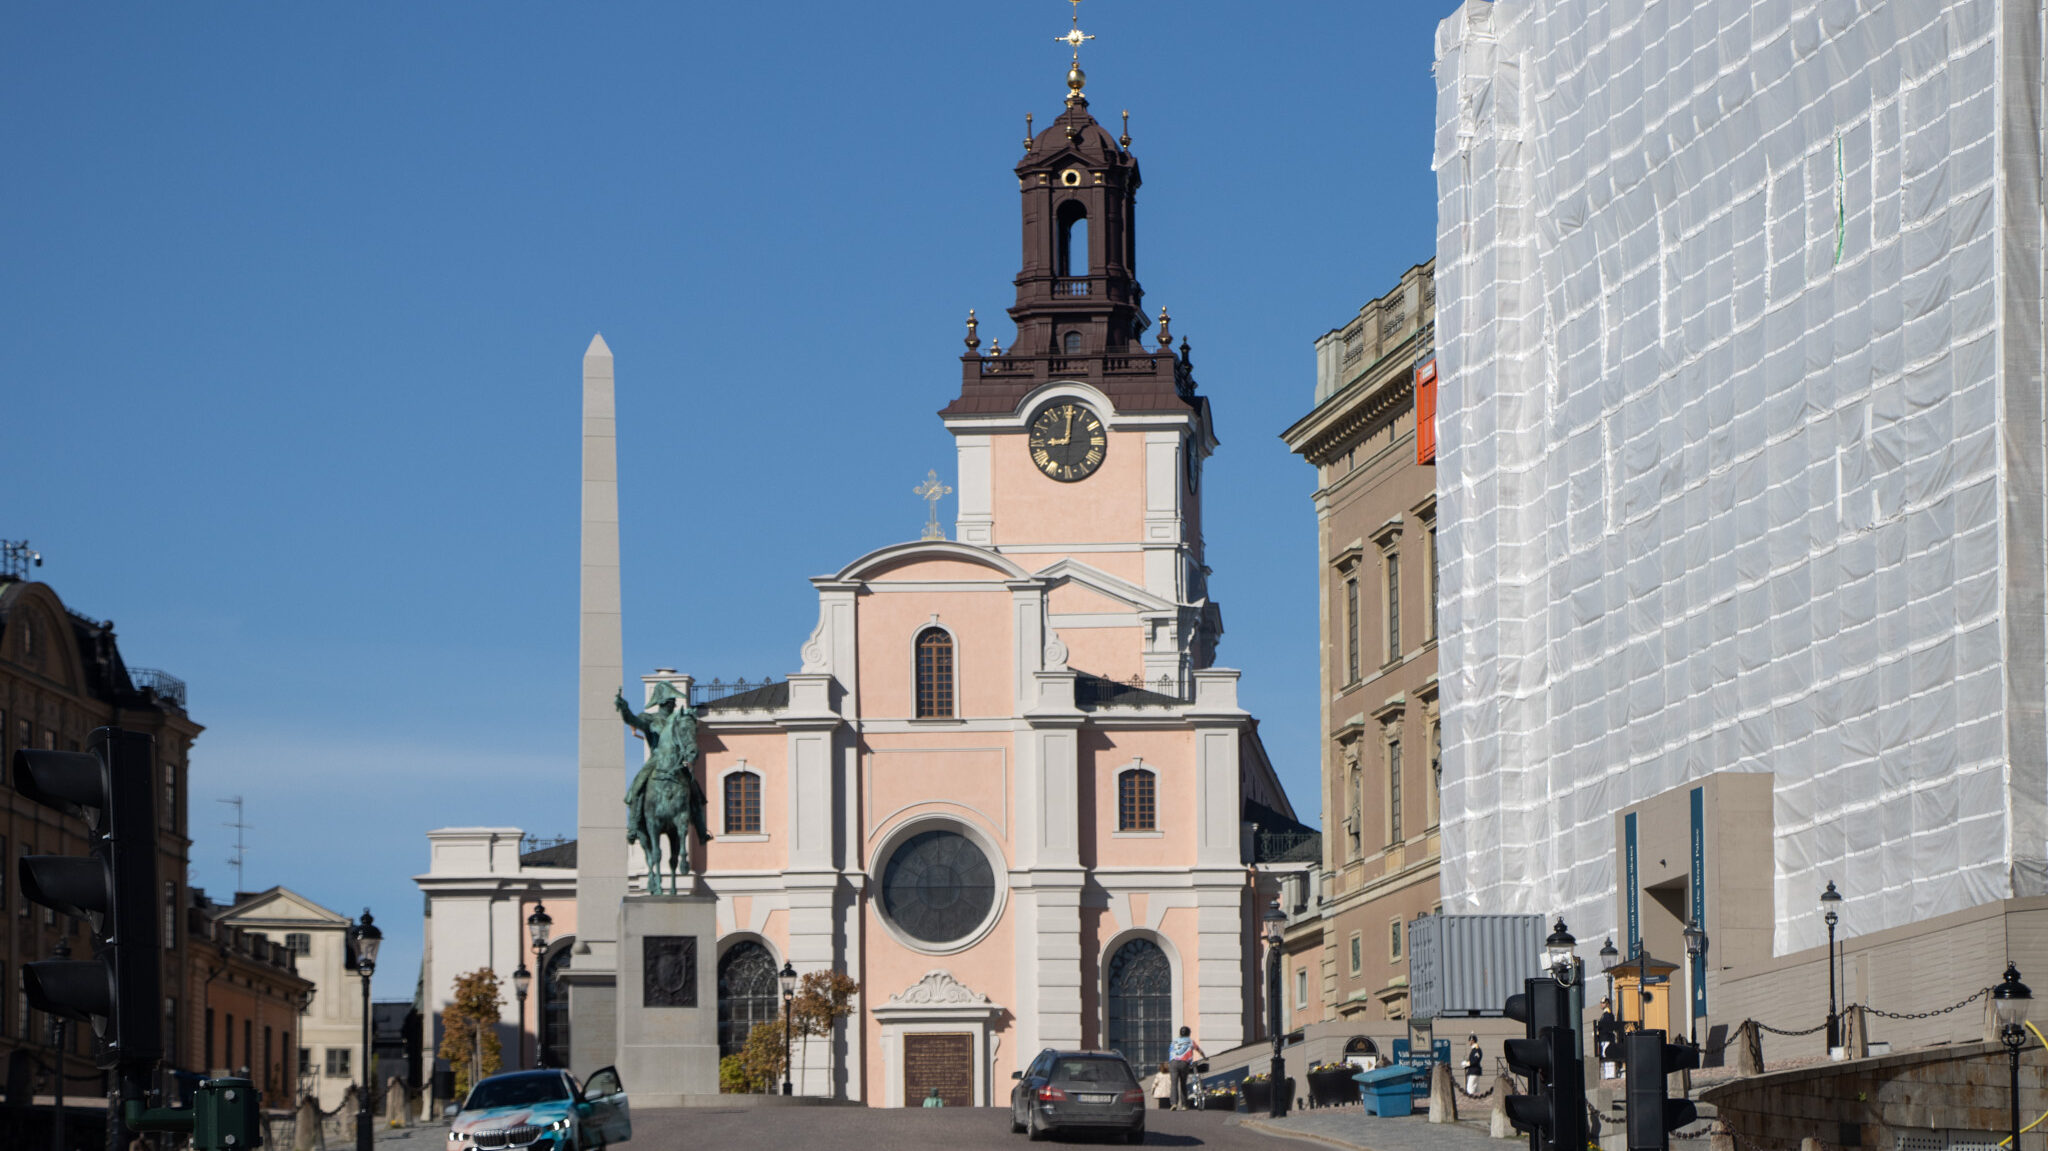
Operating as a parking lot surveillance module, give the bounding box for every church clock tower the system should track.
[940,36,1219,684]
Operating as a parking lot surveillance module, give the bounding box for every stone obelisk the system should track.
[567,333,625,1075]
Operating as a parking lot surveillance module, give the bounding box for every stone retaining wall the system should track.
[1702,1041,2045,1151]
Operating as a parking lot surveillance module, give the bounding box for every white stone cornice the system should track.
[879,970,998,1010]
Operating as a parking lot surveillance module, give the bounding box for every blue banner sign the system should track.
[1625,811,1640,958]
[1690,786,1707,1019]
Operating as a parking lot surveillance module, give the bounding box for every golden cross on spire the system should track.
[1059,0,1094,58]
[914,469,952,541]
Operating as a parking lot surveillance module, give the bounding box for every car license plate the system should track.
[1079,1093,1115,1104]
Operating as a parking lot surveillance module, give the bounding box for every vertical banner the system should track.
[1690,786,1707,1019]
[1415,359,1438,464]
[1625,812,1640,958]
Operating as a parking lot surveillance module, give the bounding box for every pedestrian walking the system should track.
[1167,1027,1207,1110]
[1150,1062,1174,1110]
[1463,1034,1484,1095]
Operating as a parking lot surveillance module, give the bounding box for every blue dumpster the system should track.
[1354,1065,1417,1117]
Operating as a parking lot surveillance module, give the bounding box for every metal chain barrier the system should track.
[1456,1080,1496,1100]
[1753,1019,1830,1037]
[1855,986,1989,1020]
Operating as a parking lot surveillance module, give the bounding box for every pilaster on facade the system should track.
[1014,870,1086,1053]
[1194,885,1249,1049]
[953,434,995,545]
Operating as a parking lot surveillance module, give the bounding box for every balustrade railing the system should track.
[690,677,782,705]
[130,667,187,708]
[1075,674,1189,709]
[1052,279,1092,298]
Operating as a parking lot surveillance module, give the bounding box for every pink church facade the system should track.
[626,74,1304,1107]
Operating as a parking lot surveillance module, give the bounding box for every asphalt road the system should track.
[625,1105,1302,1150]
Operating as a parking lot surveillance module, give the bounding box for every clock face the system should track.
[1028,401,1107,482]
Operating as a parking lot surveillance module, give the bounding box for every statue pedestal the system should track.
[617,892,720,1105]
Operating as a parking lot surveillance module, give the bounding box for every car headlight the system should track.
[547,1119,572,1133]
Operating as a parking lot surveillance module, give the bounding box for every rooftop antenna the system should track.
[1,540,43,581]
[220,795,251,894]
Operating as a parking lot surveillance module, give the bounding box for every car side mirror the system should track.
[576,1102,594,1117]
[1011,1070,1022,1079]
[442,1104,459,1119]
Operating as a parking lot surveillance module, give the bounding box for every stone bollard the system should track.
[385,1077,410,1127]
[1430,1062,1459,1123]
[1802,1137,1824,1151]
[1491,1075,1517,1138]
[1736,1019,1764,1077]
[293,1095,319,1151]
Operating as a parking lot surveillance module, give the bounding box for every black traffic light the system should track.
[15,727,162,1070]
[1504,977,1585,1151]
[1624,1029,1701,1151]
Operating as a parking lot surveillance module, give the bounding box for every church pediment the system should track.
[832,540,1030,584]
[216,885,351,926]
[1033,558,1176,613]
[873,969,1004,1018]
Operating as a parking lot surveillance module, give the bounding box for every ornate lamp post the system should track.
[1546,919,1580,986]
[1682,919,1707,1044]
[1599,937,1621,1003]
[512,964,532,1071]
[779,961,798,1096]
[1998,965,2033,1151]
[348,910,382,1151]
[526,902,552,1067]
[1820,881,1842,1050]
[1264,900,1289,1118]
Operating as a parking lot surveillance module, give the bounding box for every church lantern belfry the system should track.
[944,7,1198,417]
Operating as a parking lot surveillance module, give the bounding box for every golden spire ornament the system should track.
[1059,0,1094,104]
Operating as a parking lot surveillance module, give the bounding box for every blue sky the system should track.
[1,2,1459,998]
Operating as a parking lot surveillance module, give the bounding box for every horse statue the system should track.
[616,682,712,894]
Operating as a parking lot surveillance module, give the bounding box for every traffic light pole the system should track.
[13,728,166,1151]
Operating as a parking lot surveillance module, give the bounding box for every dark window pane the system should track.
[880,829,994,945]
[1106,939,1172,1071]
[716,941,780,1057]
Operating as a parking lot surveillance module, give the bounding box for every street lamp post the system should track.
[526,902,552,1068]
[1998,965,2033,1151]
[1264,900,1289,1118]
[50,937,69,1151]
[1820,881,1842,1051]
[512,964,532,1071]
[1546,920,1583,1074]
[1599,937,1621,1005]
[348,910,383,1151]
[1682,919,1707,1045]
[779,961,798,1096]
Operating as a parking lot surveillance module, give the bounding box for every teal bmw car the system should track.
[447,1067,631,1151]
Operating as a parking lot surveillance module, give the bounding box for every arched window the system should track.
[539,939,574,1068]
[1064,330,1083,354]
[1057,201,1089,277]
[724,771,761,834]
[1117,769,1155,831]
[717,942,780,1057]
[1106,939,1172,1070]
[915,628,954,718]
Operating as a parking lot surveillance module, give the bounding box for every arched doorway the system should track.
[1105,938,1173,1070]
[539,939,573,1069]
[717,941,780,1057]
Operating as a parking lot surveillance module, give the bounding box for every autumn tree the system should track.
[438,968,504,1097]
[789,970,860,1094]
[734,1017,789,1093]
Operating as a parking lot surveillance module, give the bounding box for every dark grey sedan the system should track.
[1009,1049,1146,1143]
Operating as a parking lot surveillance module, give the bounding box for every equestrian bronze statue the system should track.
[616,682,713,894]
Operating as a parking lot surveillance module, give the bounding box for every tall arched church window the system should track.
[1118,769,1155,831]
[724,771,761,834]
[915,628,954,718]
[717,941,780,1057]
[1106,939,1172,1070]
[1057,201,1089,277]
[540,939,574,1068]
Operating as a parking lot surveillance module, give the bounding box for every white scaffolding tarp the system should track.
[1431,0,2046,955]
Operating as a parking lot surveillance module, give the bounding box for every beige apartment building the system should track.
[1279,261,1440,1040]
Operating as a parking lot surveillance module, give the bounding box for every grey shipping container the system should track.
[1407,914,1545,1019]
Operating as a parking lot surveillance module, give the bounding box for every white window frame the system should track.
[1112,760,1162,837]
[716,760,770,841]
[908,619,962,722]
